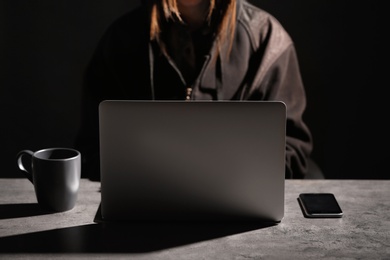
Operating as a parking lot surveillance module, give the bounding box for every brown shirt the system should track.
[161,20,214,86]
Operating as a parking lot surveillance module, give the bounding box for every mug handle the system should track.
[16,150,34,183]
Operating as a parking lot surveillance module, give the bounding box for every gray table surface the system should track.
[0,178,389,259]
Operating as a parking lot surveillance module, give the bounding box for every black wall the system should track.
[1,1,387,179]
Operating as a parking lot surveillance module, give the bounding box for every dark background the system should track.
[1,0,387,179]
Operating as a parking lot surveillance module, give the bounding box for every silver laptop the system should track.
[98,100,286,223]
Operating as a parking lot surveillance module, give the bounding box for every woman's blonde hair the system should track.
[148,0,237,58]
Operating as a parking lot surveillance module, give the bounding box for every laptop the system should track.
[98,100,286,223]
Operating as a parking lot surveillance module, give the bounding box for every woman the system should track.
[76,0,313,180]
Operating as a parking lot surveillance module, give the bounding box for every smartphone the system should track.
[298,193,343,218]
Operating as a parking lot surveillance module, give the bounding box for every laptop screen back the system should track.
[99,100,286,222]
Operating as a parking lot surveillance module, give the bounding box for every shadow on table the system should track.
[0,204,276,253]
[0,203,52,219]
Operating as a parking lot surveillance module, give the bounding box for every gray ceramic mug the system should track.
[16,148,81,212]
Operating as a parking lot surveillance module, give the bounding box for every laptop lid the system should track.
[99,100,286,223]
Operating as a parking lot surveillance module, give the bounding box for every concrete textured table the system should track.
[0,178,389,259]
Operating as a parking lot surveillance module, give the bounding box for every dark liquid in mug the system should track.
[36,149,78,160]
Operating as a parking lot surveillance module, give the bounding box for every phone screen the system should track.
[298,193,343,218]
